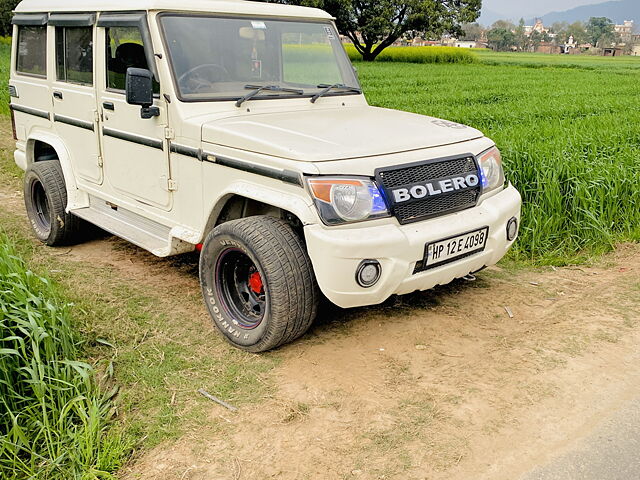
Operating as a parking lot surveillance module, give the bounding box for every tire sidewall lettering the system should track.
[200,233,269,347]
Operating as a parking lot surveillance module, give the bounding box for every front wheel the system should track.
[199,216,319,352]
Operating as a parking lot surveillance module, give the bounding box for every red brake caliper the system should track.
[249,271,264,294]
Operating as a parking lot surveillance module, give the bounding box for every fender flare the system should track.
[202,181,317,239]
[25,129,89,210]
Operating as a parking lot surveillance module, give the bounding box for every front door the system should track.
[51,21,103,185]
[97,18,172,210]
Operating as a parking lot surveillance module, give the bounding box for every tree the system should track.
[461,22,483,41]
[566,21,588,45]
[514,18,527,51]
[586,17,614,47]
[271,0,482,61]
[490,20,516,31]
[550,21,568,44]
[0,0,20,37]
[487,28,516,52]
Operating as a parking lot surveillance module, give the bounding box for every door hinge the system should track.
[167,179,178,191]
[94,110,101,123]
[164,127,175,140]
[97,156,103,167]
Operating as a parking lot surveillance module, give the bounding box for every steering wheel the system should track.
[178,64,230,94]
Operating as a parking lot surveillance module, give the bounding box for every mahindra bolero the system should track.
[9,0,522,351]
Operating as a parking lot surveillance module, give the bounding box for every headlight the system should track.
[307,177,390,225]
[478,146,505,193]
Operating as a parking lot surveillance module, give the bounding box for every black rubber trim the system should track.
[170,143,201,159]
[97,11,145,27]
[12,13,48,25]
[103,127,163,150]
[203,152,302,187]
[10,104,50,120]
[9,85,18,98]
[54,114,94,131]
[48,13,96,26]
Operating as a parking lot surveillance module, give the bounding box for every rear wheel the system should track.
[199,216,319,352]
[24,161,83,246]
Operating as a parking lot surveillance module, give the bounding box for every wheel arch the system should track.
[24,130,88,210]
[202,184,317,241]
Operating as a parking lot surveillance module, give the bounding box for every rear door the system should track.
[50,14,103,185]
[96,13,172,211]
[10,16,51,141]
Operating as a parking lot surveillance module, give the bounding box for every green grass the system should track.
[346,45,478,64]
[356,55,640,263]
[475,50,640,69]
[0,43,10,116]
[0,233,130,479]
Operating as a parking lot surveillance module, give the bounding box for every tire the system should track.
[199,216,320,352]
[23,160,83,246]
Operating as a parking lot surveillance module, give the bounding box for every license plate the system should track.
[424,227,489,269]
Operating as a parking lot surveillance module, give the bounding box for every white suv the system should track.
[10,0,522,351]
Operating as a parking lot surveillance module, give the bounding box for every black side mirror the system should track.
[126,68,160,119]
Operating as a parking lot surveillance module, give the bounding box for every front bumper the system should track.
[304,184,522,308]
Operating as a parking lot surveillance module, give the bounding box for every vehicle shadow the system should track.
[309,275,489,338]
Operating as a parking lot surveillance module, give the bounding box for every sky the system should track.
[483,0,605,18]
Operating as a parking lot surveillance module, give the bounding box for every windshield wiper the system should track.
[236,84,304,107]
[311,84,362,104]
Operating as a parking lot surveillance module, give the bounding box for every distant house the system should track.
[536,42,561,55]
[614,20,634,42]
[632,45,640,56]
[560,35,577,54]
[524,19,548,36]
[603,47,624,56]
[454,40,478,48]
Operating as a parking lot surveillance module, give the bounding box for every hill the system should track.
[478,8,506,26]
[537,0,639,24]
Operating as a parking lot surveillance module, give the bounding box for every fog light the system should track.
[356,260,381,288]
[506,217,519,241]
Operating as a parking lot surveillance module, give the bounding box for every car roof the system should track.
[14,0,332,20]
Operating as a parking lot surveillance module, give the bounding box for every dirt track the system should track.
[16,227,640,479]
[117,246,639,480]
[1,135,639,478]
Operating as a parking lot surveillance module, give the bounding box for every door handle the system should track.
[53,91,63,100]
[103,102,115,111]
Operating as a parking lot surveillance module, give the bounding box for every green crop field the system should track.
[1,44,638,262]
[353,53,640,262]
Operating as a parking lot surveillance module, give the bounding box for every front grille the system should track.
[376,156,481,224]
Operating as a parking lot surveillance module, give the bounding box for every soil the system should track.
[1,154,638,479]
[64,234,640,480]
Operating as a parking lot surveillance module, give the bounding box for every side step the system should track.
[71,196,172,256]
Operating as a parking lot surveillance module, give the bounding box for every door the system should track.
[11,20,50,143]
[51,18,103,185]
[97,18,172,210]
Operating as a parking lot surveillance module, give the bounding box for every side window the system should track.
[106,26,159,93]
[56,27,94,85]
[16,26,47,77]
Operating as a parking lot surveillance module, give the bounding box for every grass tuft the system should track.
[0,232,130,479]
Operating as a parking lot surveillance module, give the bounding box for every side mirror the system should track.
[126,68,160,119]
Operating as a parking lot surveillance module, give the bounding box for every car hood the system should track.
[201,106,484,162]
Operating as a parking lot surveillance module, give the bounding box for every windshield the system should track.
[159,15,361,102]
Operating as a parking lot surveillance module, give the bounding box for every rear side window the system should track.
[56,27,94,85]
[106,26,159,93]
[16,26,47,77]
